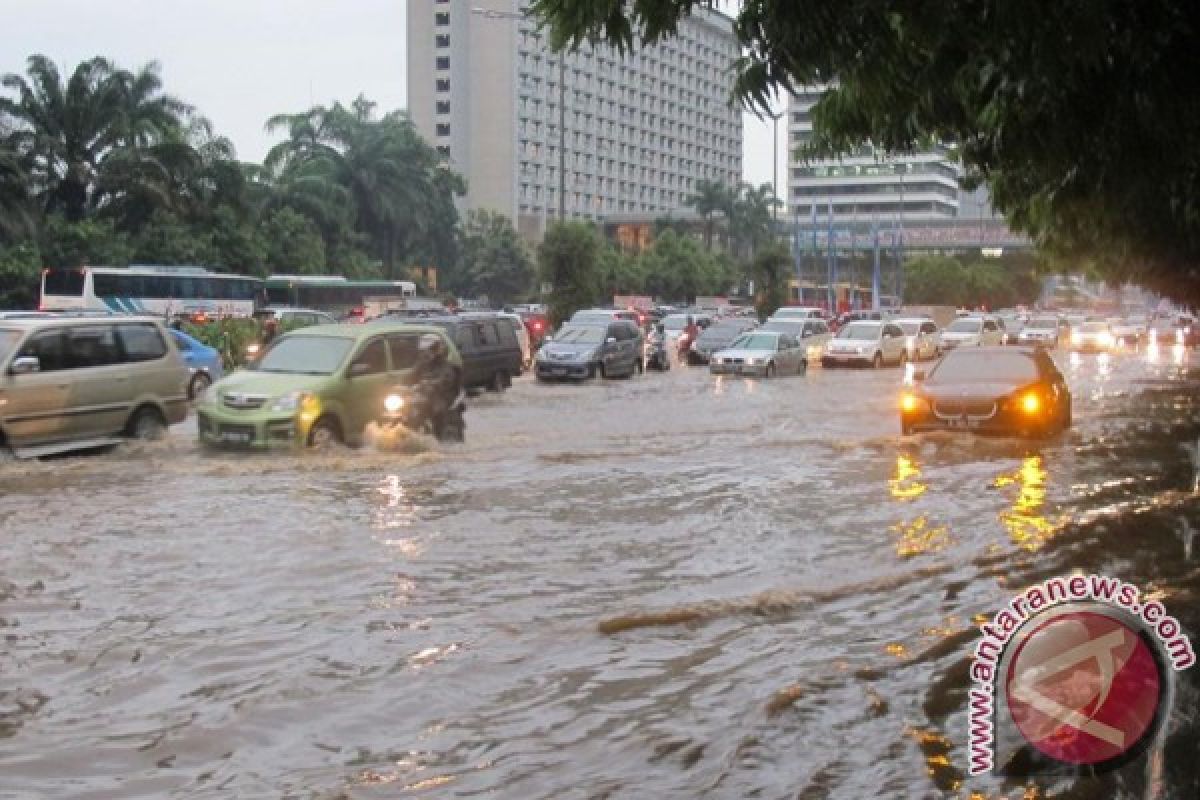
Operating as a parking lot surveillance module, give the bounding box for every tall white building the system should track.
[787,87,960,225]
[407,0,743,240]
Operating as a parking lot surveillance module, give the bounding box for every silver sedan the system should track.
[709,332,808,378]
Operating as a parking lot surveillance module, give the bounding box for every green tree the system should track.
[261,207,326,274]
[532,0,1200,304]
[598,243,645,296]
[684,179,733,251]
[730,182,778,262]
[751,243,791,320]
[1,55,191,222]
[38,215,133,268]
[265,97,464,277]
[539,221,602,327]
[0,241,40,308]
[0,143,34,242]
[130,210,217,265]
[459,210,535,305]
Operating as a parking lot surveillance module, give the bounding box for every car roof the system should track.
[893,317,934,325]
[256,306,329,314]
[0,314,164,329]
[289,321,449,339]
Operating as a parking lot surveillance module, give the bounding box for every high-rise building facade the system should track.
[407,0,743,239]
[787,86,960,225]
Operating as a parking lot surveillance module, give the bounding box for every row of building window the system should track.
[794,162,959,180]
[791,182,959,200]
[791,201,958,217]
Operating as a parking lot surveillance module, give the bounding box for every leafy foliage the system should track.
[457,211,536,305]
[751,243,791,320]
[0,55,466,307]
[538,221,603,327]
[531,0,1200,303]
[904,254,1043,309]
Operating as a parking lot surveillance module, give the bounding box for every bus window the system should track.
[44,269,85,296]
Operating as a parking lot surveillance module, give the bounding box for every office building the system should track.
[407,0,743,239]
[787,86,960,225]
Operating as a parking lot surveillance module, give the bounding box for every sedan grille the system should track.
[934,399,997,418]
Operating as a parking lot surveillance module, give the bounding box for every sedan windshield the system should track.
[255,335,353,374]
[0,330,19,364]
[554,327,605,344]
[837,323,881,340]
[570,312,614,325]
[946,318,983,333]
[932,351,1039,383]
[1027,318,1058,330]
[729,333,780,351]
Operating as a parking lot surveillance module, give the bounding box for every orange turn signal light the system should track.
[1020,392,1041,414]
[900,393,920,413]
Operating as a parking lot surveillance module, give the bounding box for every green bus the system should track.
[263,275,418,318]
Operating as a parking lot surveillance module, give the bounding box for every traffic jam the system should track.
[2,266,1193,460]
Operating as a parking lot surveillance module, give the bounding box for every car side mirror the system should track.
[912,370,926,382]
[9,356,39,375]
[348,362,373,378]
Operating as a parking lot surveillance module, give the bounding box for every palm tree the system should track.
[685,178,732,251]
[731,182,780,261]
[0,55,191,222]
[0,142,34,241]
[265,96,464,275]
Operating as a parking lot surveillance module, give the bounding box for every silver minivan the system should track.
[0,317,190,458]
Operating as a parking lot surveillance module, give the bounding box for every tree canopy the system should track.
[0,54,466,305]
[531,0,1200,303]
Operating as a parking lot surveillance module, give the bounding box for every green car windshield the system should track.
[256,336,354,374]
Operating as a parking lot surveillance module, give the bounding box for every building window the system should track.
[436,123,450,137]
[436,101,450,115]
[436,34,450,48]
[435,12,450,25]
[436,78,450,93]
[437,145,450,158]
[436,57,450,70]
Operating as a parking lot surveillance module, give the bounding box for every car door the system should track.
[883,324,906,363]
[452,324,482,387]
[1,328,74,447]
[776,335,799,373]
[61,324,131,437]
[342,336,391,438]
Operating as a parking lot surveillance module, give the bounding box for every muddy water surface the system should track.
[3,347,1200,799]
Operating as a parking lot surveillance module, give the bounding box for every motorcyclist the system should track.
[679,315,699,357]
[411,333,462,435]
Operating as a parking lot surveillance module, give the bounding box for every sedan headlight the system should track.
[1071,332,1083,345]
[745,357,760,365]
[271,391,312,412]
[900,392,928,413]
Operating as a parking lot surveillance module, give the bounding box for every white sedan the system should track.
[709,331,808,377]
[822,321,908,367]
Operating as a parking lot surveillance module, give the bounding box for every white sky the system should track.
[1,0,781,193]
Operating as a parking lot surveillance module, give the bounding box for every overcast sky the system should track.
[2,0,781,190]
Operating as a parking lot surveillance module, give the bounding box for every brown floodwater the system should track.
[2,345,1199,799]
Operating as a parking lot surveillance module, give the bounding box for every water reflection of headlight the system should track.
[384,393,404,412]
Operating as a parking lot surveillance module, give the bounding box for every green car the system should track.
[196,322,461,449]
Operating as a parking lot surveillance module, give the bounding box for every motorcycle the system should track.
[676,331,696,361]
[646,333,670,371]
[381,384,467,443]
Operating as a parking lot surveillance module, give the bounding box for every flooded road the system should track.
[3,346,1200,799]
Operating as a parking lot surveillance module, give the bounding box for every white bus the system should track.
[40,265,263,318]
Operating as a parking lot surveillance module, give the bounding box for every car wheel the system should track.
[765,362,776,379]
[597,363,607,380]
[127,406,166,441]
[872,352,883,369]
[798,359,808,375]
[188,371,211,401]
[307,416,342,450]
